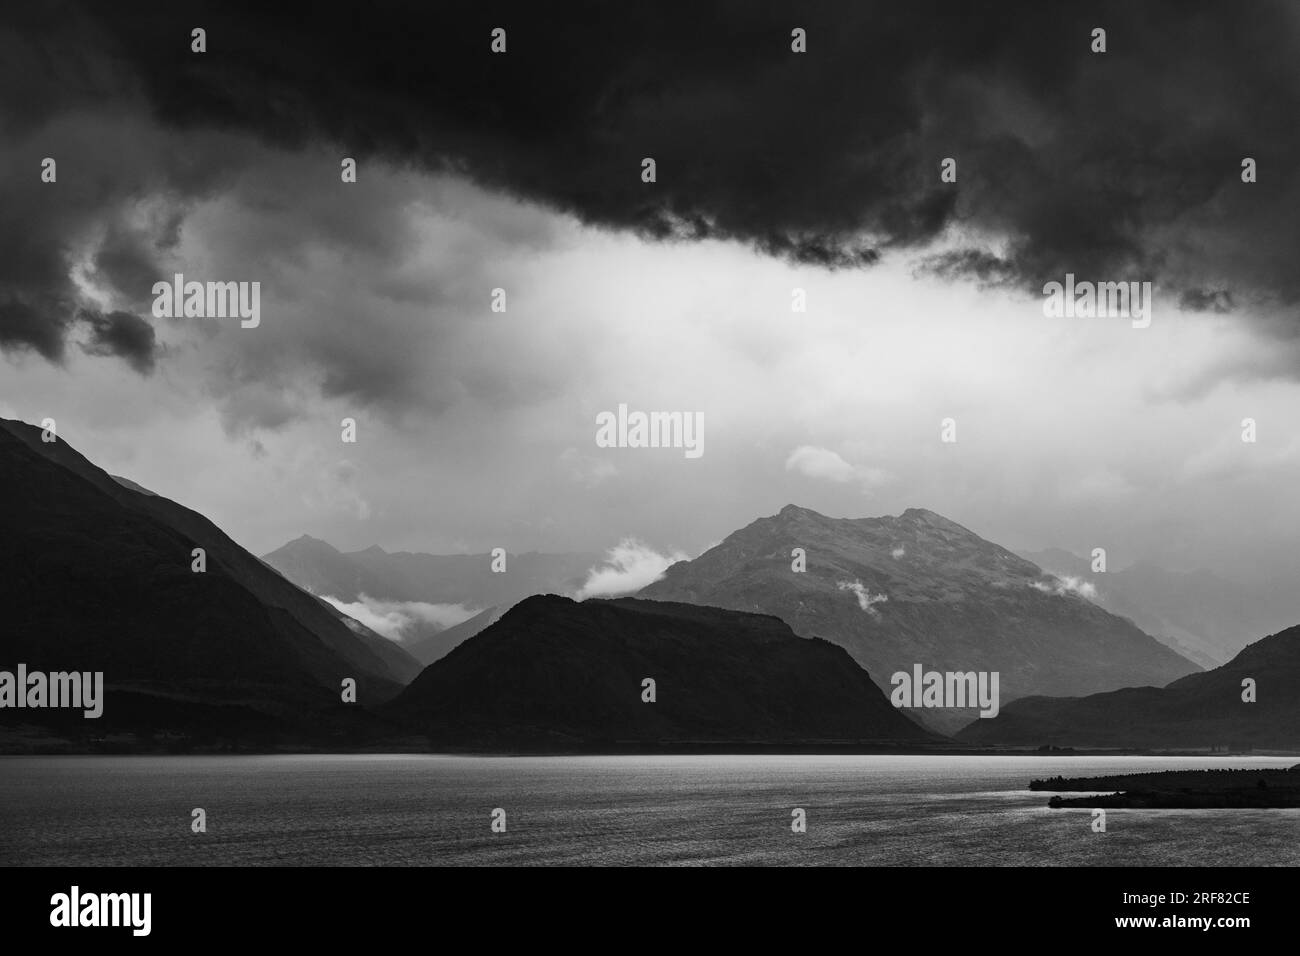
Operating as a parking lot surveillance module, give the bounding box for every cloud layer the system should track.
[4,2,1300,594]
[5,1,1300,375]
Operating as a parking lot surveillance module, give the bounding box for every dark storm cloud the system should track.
[4,0,1300,370]
[0,298,70,361]
[78,308,159,373]
[0,3,246,369]
[0,144,186,371]
[1179,288,1235,314]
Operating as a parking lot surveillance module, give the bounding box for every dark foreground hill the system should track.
[385,595,935,750]
[0,418,420,751]
[959,624,1300,749]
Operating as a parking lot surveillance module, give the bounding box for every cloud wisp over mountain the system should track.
[576,538,690,599]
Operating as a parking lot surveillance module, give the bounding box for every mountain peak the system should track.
[774,503,964,528]
[777,503,822,518]
[269,534,342,557]
[899,506,955,524]
[639,503,1198,725]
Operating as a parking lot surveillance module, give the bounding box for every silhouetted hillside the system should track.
[386,595,935,750]
[0,418,420,749]
[959,624,1300,749]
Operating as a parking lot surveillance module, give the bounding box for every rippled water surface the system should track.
[1,754,1295,865]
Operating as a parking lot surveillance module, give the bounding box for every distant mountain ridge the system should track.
[1018,547,1300,668]
[959,623,1300,749]
[403,604,506,666]
[639,505,1199,730]
[262,535,600,608]
[260,534,600,663]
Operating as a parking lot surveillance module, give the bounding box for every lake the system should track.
[1,754,1296,865]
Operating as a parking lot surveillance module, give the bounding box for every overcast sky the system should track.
[2,1,1299,585]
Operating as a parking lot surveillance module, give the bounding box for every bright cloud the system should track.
[322,594,479,641]
[575,538,689,599]
[785,445,889,491]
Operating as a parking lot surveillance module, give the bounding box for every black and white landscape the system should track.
[3,0,1300,877]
